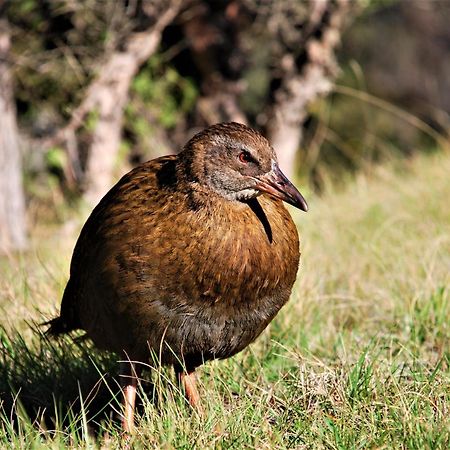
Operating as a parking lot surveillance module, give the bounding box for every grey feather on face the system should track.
[201,132,275,202]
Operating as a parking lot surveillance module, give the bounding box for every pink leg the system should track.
[176,367,204,416]
[120,361,140,433]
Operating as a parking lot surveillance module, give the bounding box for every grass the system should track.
[0,150,449,448]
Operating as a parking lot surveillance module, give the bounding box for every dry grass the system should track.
[0,151,449,448]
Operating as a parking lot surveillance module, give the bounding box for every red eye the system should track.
[239,151,252,163]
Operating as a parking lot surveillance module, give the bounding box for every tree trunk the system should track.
[44,1,182,206]
[82,1,181,206]
[0,18,27,253]
[267,0,350,177]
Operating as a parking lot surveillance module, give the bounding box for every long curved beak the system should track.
[254,162,308,211]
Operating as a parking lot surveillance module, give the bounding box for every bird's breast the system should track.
[163,196,300,307]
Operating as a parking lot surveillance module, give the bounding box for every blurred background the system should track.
[0,0,449,252]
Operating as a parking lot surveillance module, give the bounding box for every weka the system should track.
[47,122,307,431]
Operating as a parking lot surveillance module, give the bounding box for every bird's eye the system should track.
[238,151,252,164]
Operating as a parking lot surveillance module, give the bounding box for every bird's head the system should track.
[181,122,308,211]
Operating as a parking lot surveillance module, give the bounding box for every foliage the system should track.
[8,0,118,123]
[297,0,450,188]
[5,0,448,199]
[124,56,198,159]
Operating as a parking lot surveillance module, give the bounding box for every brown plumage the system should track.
[46,122,307,430]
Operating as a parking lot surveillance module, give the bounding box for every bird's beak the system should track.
[254,162,308,211]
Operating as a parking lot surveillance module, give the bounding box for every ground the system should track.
[0,151,449,448]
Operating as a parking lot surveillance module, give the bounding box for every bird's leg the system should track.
[120,361,141,433]
[175,365,204,416]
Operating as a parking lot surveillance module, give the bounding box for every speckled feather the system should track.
[51,123,300,370]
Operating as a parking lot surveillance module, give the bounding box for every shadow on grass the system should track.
[0,324,126,435]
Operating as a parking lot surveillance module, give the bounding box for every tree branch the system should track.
[40,0,182,204]
[266,0,351,176]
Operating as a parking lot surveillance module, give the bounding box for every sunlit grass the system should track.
[0,151,449,448]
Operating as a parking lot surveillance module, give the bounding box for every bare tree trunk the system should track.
[45,1,181,206]
[83,2,181,205]
[0,17,27,253]
[267,0,350,177]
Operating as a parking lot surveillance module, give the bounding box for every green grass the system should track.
[0,151,449,448]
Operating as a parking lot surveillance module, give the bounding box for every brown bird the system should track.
[46,122,307,431]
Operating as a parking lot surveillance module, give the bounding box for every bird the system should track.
[46,122,308,432]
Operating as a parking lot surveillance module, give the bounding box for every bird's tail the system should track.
[42,278,81,336]
[41,316,72,336]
